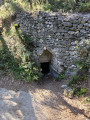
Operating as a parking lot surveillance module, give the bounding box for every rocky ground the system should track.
[0,73,90,120]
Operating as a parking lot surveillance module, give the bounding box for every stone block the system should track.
[63,22,72,27]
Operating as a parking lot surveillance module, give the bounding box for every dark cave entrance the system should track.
[39,49,52,74]
[41,62,50,74]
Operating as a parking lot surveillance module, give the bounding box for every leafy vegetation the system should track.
[86,97,90,103]
[74,87,88,97]
[29,0,90,12]
[81,97,90,103]
[69,40,90,87]
[0,0,90,15]
[78,2,90,12]
[0,23,40,82]
[69,74,88,87]
[57,71,66,81]
[67,40,89,98]
[0,0,42,82]
[74,60,89,70]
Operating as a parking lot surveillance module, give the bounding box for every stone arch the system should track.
[39,49,52,63]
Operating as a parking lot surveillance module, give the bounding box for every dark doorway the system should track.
[41,62,50,74]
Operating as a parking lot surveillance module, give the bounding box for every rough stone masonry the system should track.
[16,11,90,77]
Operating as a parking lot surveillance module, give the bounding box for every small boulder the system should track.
[63,87,74,99]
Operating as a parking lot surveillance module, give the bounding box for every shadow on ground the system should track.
[0,88,37,120]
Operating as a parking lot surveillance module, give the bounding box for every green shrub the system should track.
[0,0,90,17]
[74,87,88,96]
[86,97,90,103]
[0,25,40,82]
[57,71,66,81]
[74,60,89,70]
[19,62,39,82]
[78,2,90,12]
[0,41,40,82]
[69,74,88,87]
[42,0,90,12]
[69,75,79,86]
[70,42,89,87]
[81,97,90,104]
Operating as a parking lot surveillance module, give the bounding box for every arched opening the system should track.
[39,50,52,74]
[41,62,50,74]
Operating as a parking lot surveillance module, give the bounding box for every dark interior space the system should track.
[41,62,50,74]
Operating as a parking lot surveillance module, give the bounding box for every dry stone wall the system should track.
[16,11,90,76]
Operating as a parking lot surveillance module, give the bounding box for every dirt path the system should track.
[0,74,90,120]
